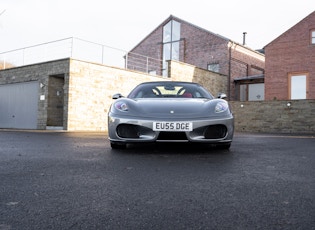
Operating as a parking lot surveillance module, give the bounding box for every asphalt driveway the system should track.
[0,131,314,230]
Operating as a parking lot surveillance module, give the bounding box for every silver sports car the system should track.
[108,81,234,149]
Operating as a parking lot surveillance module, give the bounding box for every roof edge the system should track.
[264,10,315,48]
[129,14,262,54]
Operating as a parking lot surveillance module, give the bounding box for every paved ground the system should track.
[0,131,314,230]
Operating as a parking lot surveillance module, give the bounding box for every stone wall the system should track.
[230,100,315,134]
[168,60,228,97]
[66,59,167,131]
[2,58,222,131]
[66,59,225,131]
[0,59,70,129]
[1,58,314,134]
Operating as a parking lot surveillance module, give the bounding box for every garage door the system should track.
[0,81,39,129]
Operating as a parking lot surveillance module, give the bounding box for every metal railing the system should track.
[0,37,163,75]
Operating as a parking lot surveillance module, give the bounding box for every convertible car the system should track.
[108,81,234,149]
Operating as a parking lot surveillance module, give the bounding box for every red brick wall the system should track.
[265,11,315,100]
[231,48,265,77]
[129,16,265,100]
[229,46,265,100]
[128,18,230,76]
[127,26,164,75]
[179,22,230,74]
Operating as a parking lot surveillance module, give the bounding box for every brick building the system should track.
[264,11,315,100]
[127,15,265,100]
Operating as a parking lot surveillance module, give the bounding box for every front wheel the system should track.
[110,141,127,149]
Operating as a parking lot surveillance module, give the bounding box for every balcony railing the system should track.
[0,37,163,75]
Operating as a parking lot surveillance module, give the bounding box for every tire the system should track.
[110,141,127,149]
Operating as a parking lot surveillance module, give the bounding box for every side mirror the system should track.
[112,93,124,99]
[217,93,227,99]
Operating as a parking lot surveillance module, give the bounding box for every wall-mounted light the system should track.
[287,102,291,107]
[40,82,46,88]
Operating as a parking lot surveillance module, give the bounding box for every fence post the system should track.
[125,52,128,69]
[70,37,74,58]
[22,48,25,66]
[102,45,104,64]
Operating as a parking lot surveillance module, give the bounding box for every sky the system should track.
[1,0,315,53]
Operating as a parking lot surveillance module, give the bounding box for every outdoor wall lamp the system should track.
[287,102,291,107]
[40,82,46,88]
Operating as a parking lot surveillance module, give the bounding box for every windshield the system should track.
[128,82,214,99]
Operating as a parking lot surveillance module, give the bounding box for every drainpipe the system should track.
[228,42,234,100]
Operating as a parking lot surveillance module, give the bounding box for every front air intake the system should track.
[204,125,227,139]
[116,124,140,138]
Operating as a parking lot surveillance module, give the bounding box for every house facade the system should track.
[264,11,315,100]
[127,15,265,100]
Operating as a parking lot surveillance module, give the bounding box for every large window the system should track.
[163,20,181,76]
[311,29,315,44]
[239,83,264,101]
[289,73,309,99]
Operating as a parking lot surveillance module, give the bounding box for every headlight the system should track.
[215,101,228,113]
[114,101,128,111]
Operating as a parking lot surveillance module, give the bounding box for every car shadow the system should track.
[111,142,232,155]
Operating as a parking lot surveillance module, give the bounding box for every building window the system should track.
[289,73,309,99]
[162,20,181,76]
[207,63,220,73]
[239,83,264,101]
[248,83,264,101]
[311,30,315,44]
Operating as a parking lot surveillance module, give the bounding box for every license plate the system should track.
[153,122,193,131]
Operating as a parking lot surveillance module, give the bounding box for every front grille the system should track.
[157,132,187,140]
[204,125,227,139]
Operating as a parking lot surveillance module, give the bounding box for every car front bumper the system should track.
[108,113,234,144]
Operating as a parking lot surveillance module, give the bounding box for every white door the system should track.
[290,75,307,99]
[0,81,39,129]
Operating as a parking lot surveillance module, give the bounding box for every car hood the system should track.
[112,98,222,119]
